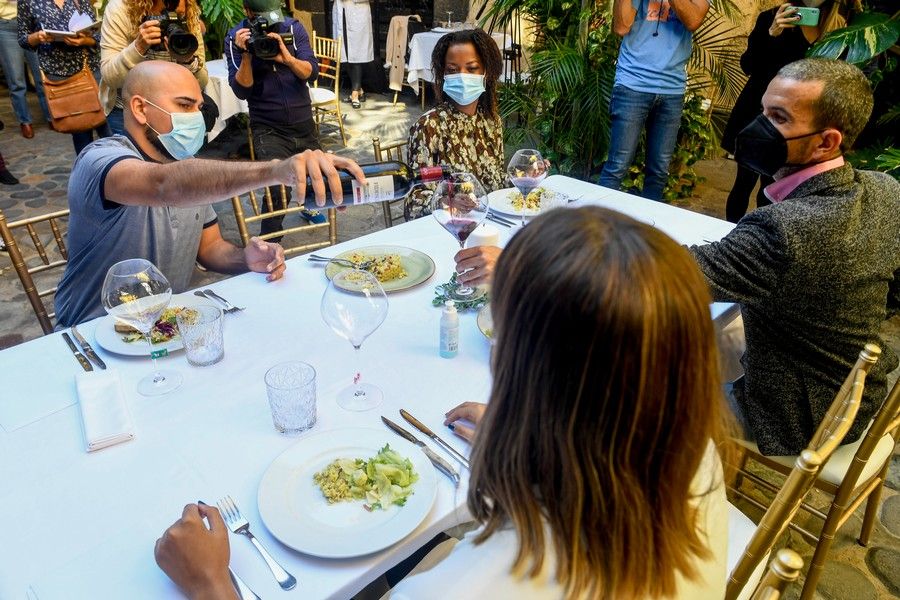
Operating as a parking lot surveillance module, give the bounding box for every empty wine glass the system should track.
[507,149,548,227]
[431,172,490,299]
[321,270,389,411]
[101,258,182,396]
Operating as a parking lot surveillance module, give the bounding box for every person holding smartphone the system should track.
[720,0,840,222]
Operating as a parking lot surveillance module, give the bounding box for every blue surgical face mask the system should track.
[443,73,485,106]
[143,98,206,160]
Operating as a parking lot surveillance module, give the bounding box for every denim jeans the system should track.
[0,19,50,124]
[106,107,125,135]
[599,84,684,201]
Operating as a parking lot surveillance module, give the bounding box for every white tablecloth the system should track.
[406,31,510,90]
[0,177,736,599]
[204,58,248,141]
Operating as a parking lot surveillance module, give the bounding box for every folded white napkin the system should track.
[75,370,135,452]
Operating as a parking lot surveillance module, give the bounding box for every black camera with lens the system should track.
[141,11,199,59]
[246,16,293,60]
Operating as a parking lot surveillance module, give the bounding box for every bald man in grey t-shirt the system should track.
[55,135,219,326]
[53,60,365,327]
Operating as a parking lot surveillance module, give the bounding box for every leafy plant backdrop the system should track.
[483,0,744,199]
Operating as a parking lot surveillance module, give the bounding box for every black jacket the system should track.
[691,164,900,455]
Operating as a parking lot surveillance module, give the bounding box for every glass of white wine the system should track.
[101,258,182,396]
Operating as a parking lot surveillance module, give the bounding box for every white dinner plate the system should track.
[93,293,215,356]
[488,187,566,218]
[257,428,438,558]
[324,245,436,293]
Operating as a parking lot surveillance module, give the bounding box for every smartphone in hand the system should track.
[792,6,820,26]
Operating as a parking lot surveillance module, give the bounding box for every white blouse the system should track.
[387,442,729,599]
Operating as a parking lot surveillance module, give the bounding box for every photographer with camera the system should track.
[100,0,208,134]
[225,0,325,237]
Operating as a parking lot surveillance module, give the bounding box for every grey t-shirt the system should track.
[55,135,217,327]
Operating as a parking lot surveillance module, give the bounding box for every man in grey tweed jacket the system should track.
[690,58,900,456]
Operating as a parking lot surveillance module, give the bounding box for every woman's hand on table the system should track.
[155,504,238,600]
[454,245,501,287]
[444,401,487,442]
[245,236,286,281]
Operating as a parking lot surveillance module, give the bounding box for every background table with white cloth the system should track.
[0,177,742,599]
[204,58,248,141]
[405,30,511,91]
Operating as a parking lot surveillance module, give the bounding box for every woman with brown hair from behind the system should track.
[154,206,733,599]
[418,206,733,598]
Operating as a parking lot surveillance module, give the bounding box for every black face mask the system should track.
[735,114,824,177]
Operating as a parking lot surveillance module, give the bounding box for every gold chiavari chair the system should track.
[309,32,347,146]
[726,343,881,600]
[749,549,804,600]
[372,136,409,228]
[0,208,70,334]
[731,371,900,599]
[230,126,336,257]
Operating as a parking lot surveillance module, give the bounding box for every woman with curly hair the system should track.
[99,0,207,134]
[404,28,505,222]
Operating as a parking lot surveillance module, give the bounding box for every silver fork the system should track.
[195,290,244,313]
[307,254,375,270]
[218,495,297,590]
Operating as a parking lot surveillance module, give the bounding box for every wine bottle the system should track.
[299,161,451,209]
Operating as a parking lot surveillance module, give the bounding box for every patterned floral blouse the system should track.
[404,102,506,221]
[17,0,100,78]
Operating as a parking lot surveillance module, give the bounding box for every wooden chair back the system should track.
[372,137,409,228]
[230,127,336,257]
[749,549,803,600]
[309,32,347,146]
[0,208,70,334]
[725,343,880,600]
[311,32,340,90]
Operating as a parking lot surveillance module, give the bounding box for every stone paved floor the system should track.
[0,85,898,597]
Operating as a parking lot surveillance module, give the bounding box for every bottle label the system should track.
[351,175,396,204]
[419,166,445,183]
[440,327,458,357]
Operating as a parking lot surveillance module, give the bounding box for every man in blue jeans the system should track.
[0,1,50,138]
[599,0,709,200]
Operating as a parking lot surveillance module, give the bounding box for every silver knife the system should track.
[399,409,470,470]
[382,416,460,487]
[71,325,107,369]
[62,332,93,372]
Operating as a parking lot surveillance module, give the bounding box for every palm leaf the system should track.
[809,11,900,64]
[688,11,746,105]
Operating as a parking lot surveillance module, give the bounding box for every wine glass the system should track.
[101,258,182,396]
[321,270,389,411]
[507,149,548,227]
[431,172,490,299]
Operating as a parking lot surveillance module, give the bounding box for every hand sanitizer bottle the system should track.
[440,300,459,358]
